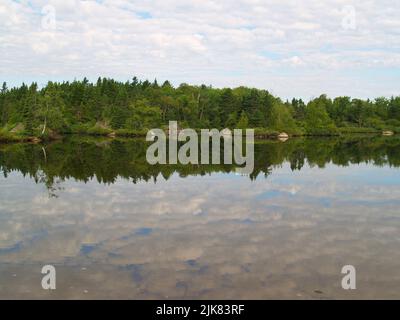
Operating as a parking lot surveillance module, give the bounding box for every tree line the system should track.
[1,77,400,138]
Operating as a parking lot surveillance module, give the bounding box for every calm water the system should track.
[0,136,400,299]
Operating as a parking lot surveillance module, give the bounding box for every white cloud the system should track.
[0,0,399,99]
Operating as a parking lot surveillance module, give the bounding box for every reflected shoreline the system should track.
[1,135,400,188]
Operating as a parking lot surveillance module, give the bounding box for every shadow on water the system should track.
[1,135,400,193]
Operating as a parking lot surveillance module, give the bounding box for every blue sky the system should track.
[1,0,399,100]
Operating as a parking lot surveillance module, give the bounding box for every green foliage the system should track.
[0,126,28,142]
[69,123,92,134]
[126,99,162,130]
[386,119,400,126]
[338,127,379,134]
[86,126,113,136]
[253,128,280,137]
[0,77,399,138]
[267,101,297,132]
[389,97,400,120]
[115,128,149,137]
[236,112,249,129]
[225,112,238,128]
[305,95,338,135]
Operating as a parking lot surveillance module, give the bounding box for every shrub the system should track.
[86,126,113,136]
[386,119,400,127]
[115,129,148,137]
[338,127,379,134]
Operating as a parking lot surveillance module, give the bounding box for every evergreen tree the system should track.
[1,82,7,93]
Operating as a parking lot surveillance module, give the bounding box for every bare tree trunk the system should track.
[41,100,49,135]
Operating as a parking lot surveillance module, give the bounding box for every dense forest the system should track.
[0,77,400,141]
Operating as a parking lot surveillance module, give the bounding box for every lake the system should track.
[0,135,400,299]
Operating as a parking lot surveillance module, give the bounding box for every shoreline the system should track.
[0,129,394,144]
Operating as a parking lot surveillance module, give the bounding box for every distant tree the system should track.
[266,101,297,132]
[0,82,8,125]
[219,88,239,128]
[39,83,67,134]
[305,95,337,134]
[292,98,306,121]
[389,97,400,121]
[225,112,238,128]
[126,99,161,130]
[332,96,351,125]
[374,97,390,120]
[162,80,172,88]
[236,111,249,129]
[350,99,369,127]
[22,83,38,135]
[1,82,7,93]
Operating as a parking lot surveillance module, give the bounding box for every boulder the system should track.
[277,132,289,141]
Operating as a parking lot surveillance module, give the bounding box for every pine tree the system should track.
[1,82,7,93]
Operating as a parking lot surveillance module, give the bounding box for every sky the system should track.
[0,0,399,100]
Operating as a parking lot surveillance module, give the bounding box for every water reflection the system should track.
[0,136,399,299]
